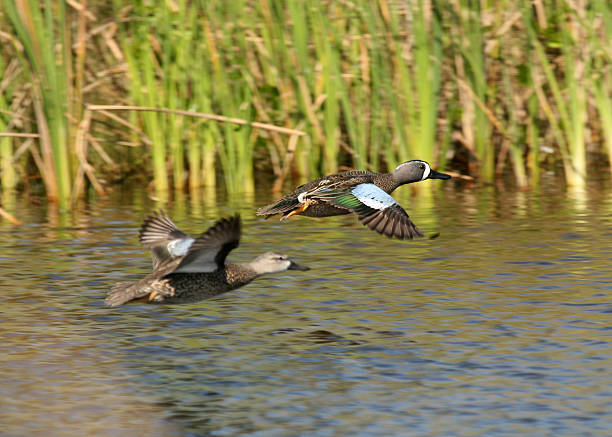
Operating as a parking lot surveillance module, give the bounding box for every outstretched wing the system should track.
[314,183,423,239]
[139,210,195,269]
[171,215,242,274]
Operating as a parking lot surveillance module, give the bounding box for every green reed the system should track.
[412,0,443,164]
[1,0,612,206]
[3,0,74,207]
[589,0,612,175]
[443,0,494,181]
[524,1,588,187]
[203,1,255,194]
[119,0,169,193]
[593,65,612,174]
[0,56,16,191]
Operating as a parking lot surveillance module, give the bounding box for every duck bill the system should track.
[428,169,451,180]
[288,261,310,271]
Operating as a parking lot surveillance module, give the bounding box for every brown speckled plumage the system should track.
[257,171,397,218]
[106,213,309,307]
[107,262,259,306]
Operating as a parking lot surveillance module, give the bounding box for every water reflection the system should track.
[0,179,611,436]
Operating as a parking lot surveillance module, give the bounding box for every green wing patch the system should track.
[318,191,375,217]
[333,193,363,209]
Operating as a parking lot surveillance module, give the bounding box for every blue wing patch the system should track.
[351,184,397,210]
[167,237,195,257]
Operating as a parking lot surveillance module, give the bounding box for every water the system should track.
[1,178,611,436]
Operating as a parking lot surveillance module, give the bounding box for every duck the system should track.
[105,211,309,307]
[256,160,451,239]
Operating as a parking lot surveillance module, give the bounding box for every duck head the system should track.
[249,252,310,275]
[391,160,451,185]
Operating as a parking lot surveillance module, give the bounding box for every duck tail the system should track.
[256,197,300,217]
[105,281,137,307]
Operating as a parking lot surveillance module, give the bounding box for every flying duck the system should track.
[105,211,309,306]
[256,160,451,239]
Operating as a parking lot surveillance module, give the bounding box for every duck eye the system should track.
[420,164,425,169]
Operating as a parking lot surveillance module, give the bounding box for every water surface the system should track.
[1,178,611,436]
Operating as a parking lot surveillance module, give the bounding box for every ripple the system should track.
[2,189,612,436]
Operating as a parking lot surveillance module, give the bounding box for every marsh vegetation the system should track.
[0,0,611,210]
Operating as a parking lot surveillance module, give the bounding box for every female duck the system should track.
[257,160,451,239]
[106,212,309,307]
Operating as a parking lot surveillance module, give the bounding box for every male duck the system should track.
[257,160,451,239]
[105,211,309,307]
